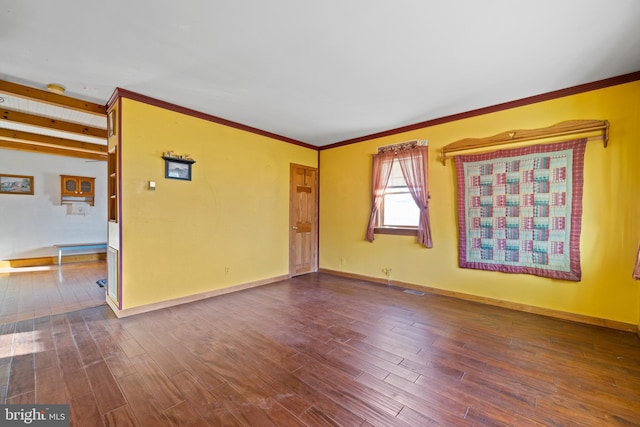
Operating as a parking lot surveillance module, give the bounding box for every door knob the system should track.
[292,226,298,230]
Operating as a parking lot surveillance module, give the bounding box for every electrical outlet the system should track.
[224,266,230,275]
[340,257,346,266]
[382,267,392,277]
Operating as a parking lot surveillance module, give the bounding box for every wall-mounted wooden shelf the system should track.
[161,155,196,164]
[441,119,609,165]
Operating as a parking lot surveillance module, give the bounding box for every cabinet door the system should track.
[62,176,78,196]
[79,178,94,195]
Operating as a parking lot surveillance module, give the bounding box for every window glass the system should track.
[380,160,419,227]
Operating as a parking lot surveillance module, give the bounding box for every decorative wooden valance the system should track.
[441,119,609,165]
[377,140,418,154]
[377,139,427,154]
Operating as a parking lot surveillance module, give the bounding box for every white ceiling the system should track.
[1,0,639,147]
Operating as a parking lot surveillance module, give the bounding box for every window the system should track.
[379,159,419,228]
[365,145,433,247]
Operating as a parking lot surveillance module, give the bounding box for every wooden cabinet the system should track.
[61,175,95,205]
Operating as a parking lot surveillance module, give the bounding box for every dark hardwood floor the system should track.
[1,270,639,426]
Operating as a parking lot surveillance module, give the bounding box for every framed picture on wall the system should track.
[164,158,193,181]
[0,174,34,195]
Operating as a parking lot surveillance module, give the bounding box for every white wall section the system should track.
[0,149,107,259]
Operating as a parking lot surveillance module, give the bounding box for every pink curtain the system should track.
[365,151,394,242]
[397,146,433,248]
[633,242,640,280]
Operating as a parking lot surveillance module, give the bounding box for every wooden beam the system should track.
[0,140,106,161]
[0,80,106,116]
[0,107,107,139]
[0,128,107,155]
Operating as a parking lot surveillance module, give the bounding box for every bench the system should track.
[54,242,107,266]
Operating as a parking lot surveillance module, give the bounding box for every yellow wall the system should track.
[320,81,640,325]
[119,98,317,309]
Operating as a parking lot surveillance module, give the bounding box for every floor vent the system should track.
[402,289,425,296]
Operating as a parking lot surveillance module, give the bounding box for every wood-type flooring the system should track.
[1,267,639,426]
[0,261,106,325]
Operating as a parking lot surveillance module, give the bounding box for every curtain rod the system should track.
[440,120,608,165]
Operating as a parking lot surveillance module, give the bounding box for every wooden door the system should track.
[289,164,318,276]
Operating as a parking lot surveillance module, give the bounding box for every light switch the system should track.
[149,181,156,190]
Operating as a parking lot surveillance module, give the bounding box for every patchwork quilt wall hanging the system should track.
[454,139,587,281]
